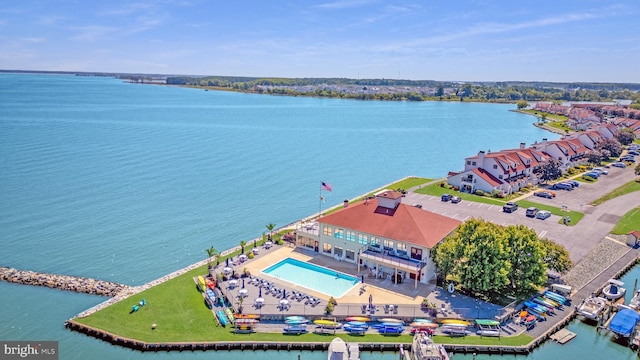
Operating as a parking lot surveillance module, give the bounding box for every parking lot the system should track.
[405,164,640,264]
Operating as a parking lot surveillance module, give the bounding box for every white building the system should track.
[296,190,460,289]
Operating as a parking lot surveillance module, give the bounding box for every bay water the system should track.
[0,73,635,359]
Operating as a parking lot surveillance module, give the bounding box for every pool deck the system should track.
[213,245,503,322]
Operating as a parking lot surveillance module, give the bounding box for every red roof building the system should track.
[297,190,461,289]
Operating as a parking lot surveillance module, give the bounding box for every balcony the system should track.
[360,249,425,273]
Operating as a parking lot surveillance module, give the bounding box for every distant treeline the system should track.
[165,76,640,103]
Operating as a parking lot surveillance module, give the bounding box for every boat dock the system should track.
[549,328,576,344]
[348,342,360,360]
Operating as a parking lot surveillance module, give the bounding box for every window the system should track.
[334,247,343,257]
[499,175,503,179]
[466,161,471,165]
[370,237,380,247]
[472,161,476,166]
[334,228,344,239]
[383,239,394,251]
[345,250,355,260]
[346,230,356,242]
[358,234,368,245]
[323,243,332,254]
[411,247,423,261]
[323,225,332,236]
[397,243,407,252]
[493,164,498,169]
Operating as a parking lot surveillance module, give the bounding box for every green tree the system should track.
[586,150,603,165]
[539,238,572,273]
[457,221,510,293]
[537,158,562,183]
[432,219,565,298]
[597,138,623,158]
[436,86,444,97]
[265,223,276,240]
[205,246,217,269]
[635,164,640,176]
[616,128,636,145]
[517,100,529,109]
[503,225,546,296]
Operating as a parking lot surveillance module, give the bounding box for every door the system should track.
[314,241,319,252]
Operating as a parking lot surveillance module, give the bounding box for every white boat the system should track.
[602,279,626,300]
[629,289,640,309]
[411,332,449,360]
[328,337,349,360]
[576,296,607,320]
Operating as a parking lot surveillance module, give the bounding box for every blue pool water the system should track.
[263,258,360,297]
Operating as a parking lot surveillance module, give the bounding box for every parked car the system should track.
[566,180,579,187]
[552,183,573,190]
[441,194,452,202]
[534,191,553,199]
[525,207,539,217]
[536,210,551,220]
[413,204,422,209]
[592,168,608,175]
[450,196,461,204]
[584,171,600,178]
[611,162,627,168]
[628,151,640,156]
[503,202,518,213]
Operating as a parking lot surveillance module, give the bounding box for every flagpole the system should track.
[319,182,322,218]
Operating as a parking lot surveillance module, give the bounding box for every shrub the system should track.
[474,189,485,196]
[566,167,577,175]
[247,252,255,259]
[440,182,446,188]
[582,175,596,182]
[275,239,283,245]
[453,186,459,191]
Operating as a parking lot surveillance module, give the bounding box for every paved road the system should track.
[404,165,640,264]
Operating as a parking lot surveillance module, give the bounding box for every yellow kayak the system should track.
[441,319,470,326]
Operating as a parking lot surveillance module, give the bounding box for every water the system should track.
[0,73,635,359]
[262,258,360,297]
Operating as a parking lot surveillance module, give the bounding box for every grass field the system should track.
[611,207,640,235]
[516,200,584,226]
[414,182,506,206]
[591,179,640,205]
[74,260,534,345]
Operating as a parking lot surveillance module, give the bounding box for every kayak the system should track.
[345,316,370,322]
[441,319,470,326]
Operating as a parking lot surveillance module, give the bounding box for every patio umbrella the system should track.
[225,258,229,267]
[361,275,364,284]
[369,294,373,309]
[242,278,245,288]
[282,289,286,299]
[259,288,262,298]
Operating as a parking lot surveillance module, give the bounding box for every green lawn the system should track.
[611,207,640,235]
[74,262,533,345]
[517,200,584,226]
[414,183,506,206]
[591,179,640,205]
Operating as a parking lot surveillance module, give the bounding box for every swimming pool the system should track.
[262,258,360,298]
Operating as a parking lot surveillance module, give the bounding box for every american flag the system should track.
[321,182,333,192]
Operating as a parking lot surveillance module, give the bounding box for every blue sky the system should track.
[1,0,638,82]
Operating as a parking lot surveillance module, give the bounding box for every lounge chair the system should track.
[384,305,390,314]
[393,305,398,315]
[361,304,367,314]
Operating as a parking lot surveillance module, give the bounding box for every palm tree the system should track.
[239,241,246,254]
[265,223,276,241]
[205,246,217,269]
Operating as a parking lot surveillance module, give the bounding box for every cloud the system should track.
[22,37,45,43]
[315,0,377,10]
[71,25,117,41]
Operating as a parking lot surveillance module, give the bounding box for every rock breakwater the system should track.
[0,266,131,297]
